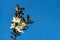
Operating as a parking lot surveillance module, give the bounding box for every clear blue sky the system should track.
[0,0,60,40]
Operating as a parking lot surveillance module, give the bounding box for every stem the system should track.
[15,34,16,40]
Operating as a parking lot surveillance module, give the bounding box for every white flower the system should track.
[22,22,26,27]
[15,27,24,33]
[10,23,15,28]
[12,17,21,23]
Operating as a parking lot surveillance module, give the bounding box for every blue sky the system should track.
[0,0,60,40]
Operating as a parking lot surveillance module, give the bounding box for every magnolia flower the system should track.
[12,17,21,23]
[10,23,15,28]
[15,22,26,33]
